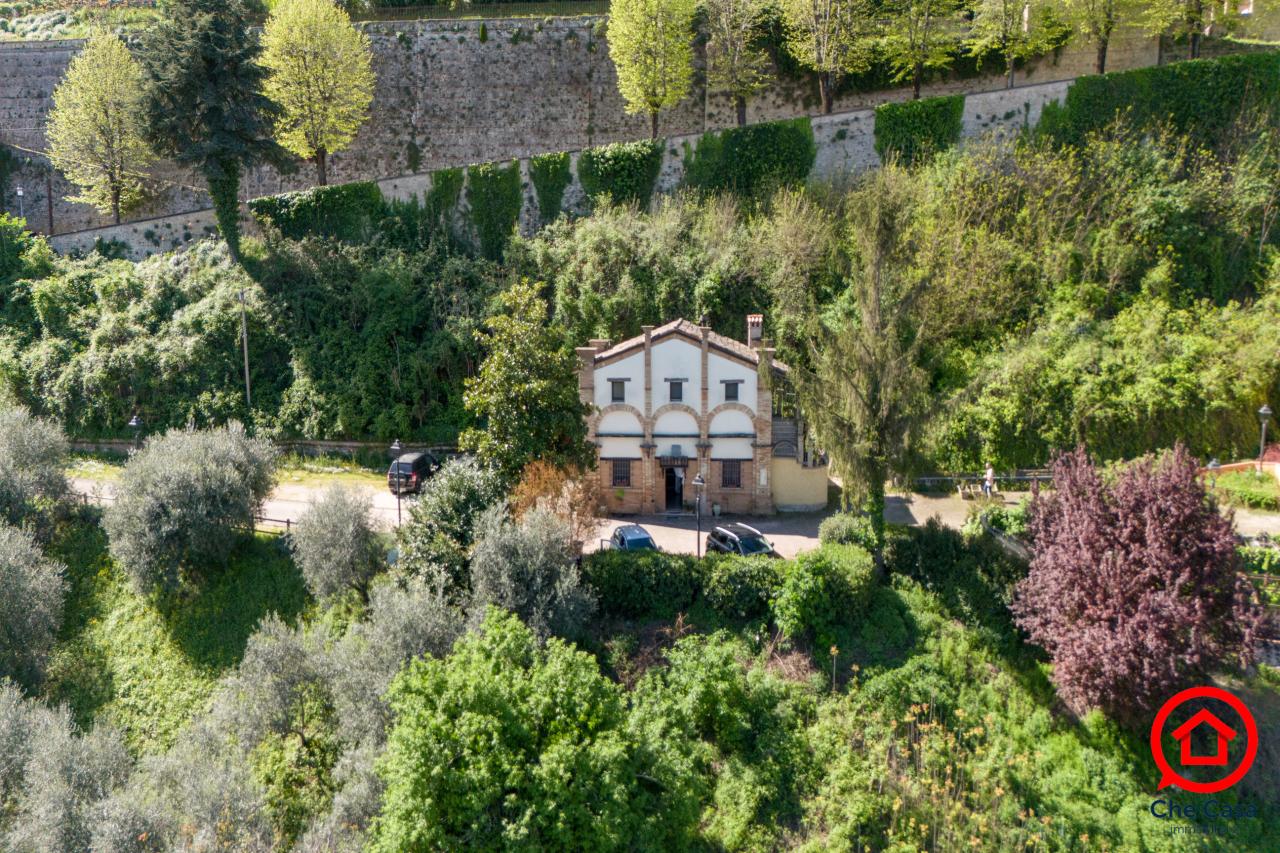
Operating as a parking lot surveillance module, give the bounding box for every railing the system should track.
[914,470,1053,493]
[70,489,299,536]
[353,1,608,21]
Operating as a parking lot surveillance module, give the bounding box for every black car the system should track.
[706,523,779,558]
[387,451,438,495]
[606,524,659,552]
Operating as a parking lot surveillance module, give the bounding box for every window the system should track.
[611,380,625,403]
[611,459,631,487]
[724,382,739,402]
[669,380,683,402]
[721,460,742,489]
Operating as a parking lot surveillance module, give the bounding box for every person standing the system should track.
[983,463,995,499]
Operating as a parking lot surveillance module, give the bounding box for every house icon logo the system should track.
[1150,686,1258,793]
[1170,709,1236,767]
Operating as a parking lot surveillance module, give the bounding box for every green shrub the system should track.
[1038,51,1280,148]
[1240,545,1279,575]
[772,544,874,652]
[426,166,464,218]
[529,151,572,223]
[703,554,780,622]
[465,160,522,260]
[817,512,875,550]
[577,140,663,209]
[873,94,964,165]
[1214,470,1280,511]
[682,118,815,196]
[248,181,385,243]
[580,549,702,620]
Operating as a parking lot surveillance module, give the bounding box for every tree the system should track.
[45,30,154,224]
[0,404,68,530]
[291,486,382,602]
[510,460,604,555]
[261,0,375,186]
[394,456,505,596]
[0,524,65,688]
[460,282,594,481]
[1066,0,1143,73]
[467,506,595,641]
[371,609,691,852]
[138,0,283,259]
[103,424,277,594]
[607,0,698,138]
[1012,445,1259,726]
[1145,0,1238,60]
[881,0,963,99]
[781,0,876,114]
[967,0,1046,89]
[704,0,771,126]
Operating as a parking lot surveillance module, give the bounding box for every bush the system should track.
[103,424,277,595]
[248,181,385,242]
[577,140,663,209]
[682,118,815,197]
[818,512,876,550]
[703,554,780,622]
[290,486,382,601]
[465,160,522,260]
[0,404,68,529]
[580,549,702,620]
[467,506,595,641]
[873,94,964,165]
[772,544,875,653]
[0,524,65,687]
[1240,545,1279,576]
[1037,51,1280,149]
[529,151,572,224]
[372,609,693,851]
[1215,470,1280,511]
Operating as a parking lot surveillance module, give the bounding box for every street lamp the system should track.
[127,414,142,450]
[692,472,706,558]
[15,186,23,219]
[1260,405,1273,468]
[389,439,403,527]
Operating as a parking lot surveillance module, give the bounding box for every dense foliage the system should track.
[465,159,523,260]
[682,117,816,197]
[873,93,964,164]
[0,404,68,530]
[577,139,664,209]
[0,524,65,688]
[248,181,385,242]
[289,486,382,601]
[1013,445,1259,724]
[529,151,573,225]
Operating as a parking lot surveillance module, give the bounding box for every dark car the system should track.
[387,451,438,495]
[706,523,779,558]
[606,524,658,552]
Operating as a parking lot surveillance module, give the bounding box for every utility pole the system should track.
[238,289,252,410]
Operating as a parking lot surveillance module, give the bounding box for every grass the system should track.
[1214,470,1280,512]
[43,516,310,755]
[67,451,385,491]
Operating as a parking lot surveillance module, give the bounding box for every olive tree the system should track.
[467,506,595,641]
[0,404,68,529]
[291,486,382,602]
[103,424,277,595]
[0,524,65,688]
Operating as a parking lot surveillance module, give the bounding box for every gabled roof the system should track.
[590,319,789,374]
[1172,709,1237,741]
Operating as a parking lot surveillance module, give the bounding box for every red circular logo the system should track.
[1150,686,1257,793]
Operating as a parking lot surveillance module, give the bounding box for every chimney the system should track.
[746,314,764,349]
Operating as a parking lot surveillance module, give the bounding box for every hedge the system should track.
[248,181,386,243]
[1038,51,1280,148]
[682,117,815,196]
[466,160,522,260]
[1214,470,1280,511]
[577,139,663,209]
[873,95,965,166]
[529,151,572,223]
[772,544,875,654]
[580,549,702,619]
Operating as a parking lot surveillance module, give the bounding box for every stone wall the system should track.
[47,79,1074,259]
[3,15,1163,238]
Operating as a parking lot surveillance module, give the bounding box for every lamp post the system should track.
[692,472,706,558]
[1207,458,1220,491]
[237,290,252,411]
[127,414,142,450]
[1260,405,1273,469]
[389,438,403,527]
[15,186,23,220]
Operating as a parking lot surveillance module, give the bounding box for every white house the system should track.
[576,316,828,515]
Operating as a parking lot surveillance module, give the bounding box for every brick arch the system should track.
[651,402,702,424]
[707,401,758,423]
[595,402,646,421]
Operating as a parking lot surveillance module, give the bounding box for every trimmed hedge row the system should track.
[682,117,815,196]
[248,181,385,243]
[873,94,964,166]
[1038,50,1280,148]
[578,139,663,209]
[466,160,523,260]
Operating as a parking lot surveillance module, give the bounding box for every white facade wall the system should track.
[594,352,644,409]
[707,355,758,411]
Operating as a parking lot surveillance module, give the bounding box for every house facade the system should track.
[577,316,828,516]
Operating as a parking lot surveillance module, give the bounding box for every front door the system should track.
[664,466,684,511]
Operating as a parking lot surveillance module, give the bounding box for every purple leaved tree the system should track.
[1012,445,1260,726]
